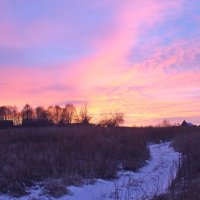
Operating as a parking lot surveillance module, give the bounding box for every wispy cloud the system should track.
[0,0,200,125]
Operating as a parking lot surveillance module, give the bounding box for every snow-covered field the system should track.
[0,142,180,200]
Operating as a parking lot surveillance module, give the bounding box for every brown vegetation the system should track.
[153,126,200,200]
[0,124,198,198]
[42,179,69,198]
[0,126,151,196]
[98,112,125,127]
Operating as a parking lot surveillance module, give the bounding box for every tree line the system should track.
[0,104,124,127]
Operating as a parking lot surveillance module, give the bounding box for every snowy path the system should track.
[1,142,180,200]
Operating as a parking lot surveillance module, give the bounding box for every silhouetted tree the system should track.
[54,105,62,124]
[21,104,34,121]
[60,104,76,125]
[76,104,92,125]
[46,105,62,124]
[0,106,21,125]
[162,119,171,127]
[12,107,21,125]
[0,106,6,120]
[36,106,48,121]
[47,106,54,123]
[9,106,21,125]
[0,106,11,120]
[99,112,124,127]
[0,103,126,127]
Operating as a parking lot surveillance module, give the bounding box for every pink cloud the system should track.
[2,0,200,126]
[58,0,182,87]
[0,19,72,49]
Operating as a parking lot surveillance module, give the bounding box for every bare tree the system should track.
[36,106,48,121]
[12,107,21,125]
[0,106,6,120]
[46,105,62,124]
[0,106,10,120]
[99,112,124,127]
[76,104,92,125]
[0,106,16,121]
[162,119,171,127]
[47,106,54,123]
[0,106,21,125]
[60,104,76,125]
[54,105,62,124]
[21,104,34,121]
[8,106,21,124]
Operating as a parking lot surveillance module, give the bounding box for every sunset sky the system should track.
[0,0,200,126]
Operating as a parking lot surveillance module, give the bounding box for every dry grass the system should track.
[0,125,194,198]
[153,126,200,200]
[0,126,150,196]
[42,179,69,198]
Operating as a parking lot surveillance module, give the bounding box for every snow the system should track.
[0,142,180,200]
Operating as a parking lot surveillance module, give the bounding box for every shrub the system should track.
[42,179,69,198]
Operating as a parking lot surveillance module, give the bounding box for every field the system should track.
[154,127,200,200]
[0,126,199,199]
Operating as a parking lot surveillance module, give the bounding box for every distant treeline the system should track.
[0,104,124,128]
